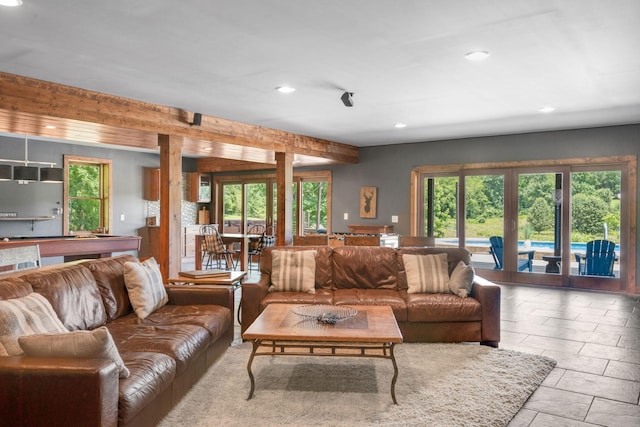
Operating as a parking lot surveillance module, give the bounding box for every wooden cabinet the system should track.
[189,173,211,203]
[143,168,160,201]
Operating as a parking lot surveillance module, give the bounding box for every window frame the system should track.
[63,155,112,234]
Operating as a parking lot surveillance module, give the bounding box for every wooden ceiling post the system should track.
[158,134,183,280]
[275,152,293,246]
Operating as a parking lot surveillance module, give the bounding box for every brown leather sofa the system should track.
[242,246,500,346]
[0,254,233,427]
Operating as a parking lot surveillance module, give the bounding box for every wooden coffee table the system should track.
[242,303,403,403]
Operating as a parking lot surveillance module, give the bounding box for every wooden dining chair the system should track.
[343,235,380,246]
[293,234,329,246]
[398,236,435,247]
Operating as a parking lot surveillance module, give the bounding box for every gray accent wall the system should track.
[329,125,639,237]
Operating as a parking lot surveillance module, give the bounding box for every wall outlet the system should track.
[120,214,125,221]
[391,215,398,223]
[343,212,349,220]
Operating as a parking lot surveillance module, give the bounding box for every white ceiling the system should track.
[1,0,639,148]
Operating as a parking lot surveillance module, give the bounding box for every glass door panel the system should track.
[422,176,459,248]
[570,170,621,279]
[246,182,267,233]
[517,172,558,274]
[221,183,242,233]
[301,180,328,234]
[464,174,504,271]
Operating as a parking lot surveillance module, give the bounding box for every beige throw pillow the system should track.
[19,326,130,378]
[123,257,168,319]
[449,261,475,298]
[403,253,450,294]
[270,250,317,293]
[0,293,68,356]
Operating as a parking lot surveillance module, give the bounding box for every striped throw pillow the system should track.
[0,292,68,356]
[403,253,451,294]
[270,250,317,293]
[124,257,168,319]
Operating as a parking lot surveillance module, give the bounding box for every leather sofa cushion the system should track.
[333,246,397,290]
[397,247,472,291]
[107,321,210,374]
[20,264,107,331]
[113,305,232,344]
[260,289,333,310]
[83,255,136,321]
[333,289,408,322]
[118,351,176,425]
[404,293,482,322]
[260,246,334,290]
[0,277,33,300]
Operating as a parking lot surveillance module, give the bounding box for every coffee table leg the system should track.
[246,339,261,400]
[390,343,399,404]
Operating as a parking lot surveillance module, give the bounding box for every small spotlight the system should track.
[276,86,296,93]
[341,92,354,107]
[190,112,202,126]
[465,51,490,61]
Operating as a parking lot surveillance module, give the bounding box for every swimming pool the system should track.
[439,238,620,253]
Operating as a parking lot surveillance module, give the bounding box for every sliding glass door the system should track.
[413,156,633,292]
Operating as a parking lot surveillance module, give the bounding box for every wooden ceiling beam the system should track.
[0,72,359,165]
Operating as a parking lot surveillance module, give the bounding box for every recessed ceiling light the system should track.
[276,86,296,93]
[0,0,23,6]
[539,106,556,113]
[465,51,490,61]
[394,123,407,129]
[45,125,56,129]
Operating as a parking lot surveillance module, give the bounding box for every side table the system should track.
[168,270,247,325]
[542,256,561,274]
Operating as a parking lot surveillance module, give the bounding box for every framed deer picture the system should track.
[359,186,377,218]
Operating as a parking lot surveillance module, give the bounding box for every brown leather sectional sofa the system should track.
[0,255,234,427]
[242,246,501,346]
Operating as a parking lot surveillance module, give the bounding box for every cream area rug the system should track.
[159,343,556,427]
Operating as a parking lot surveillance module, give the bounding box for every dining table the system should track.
[194,233,262,271]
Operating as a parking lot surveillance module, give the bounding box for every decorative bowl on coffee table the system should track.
[292,304,358,325]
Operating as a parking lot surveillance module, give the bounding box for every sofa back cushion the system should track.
[261,246,334,290]
[19,264,107,331]
[333,246,398,290]
[82,255,136,321]
[396,247,472,291]
[0,277,33,300]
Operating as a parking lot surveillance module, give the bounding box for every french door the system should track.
[412,156,634,293]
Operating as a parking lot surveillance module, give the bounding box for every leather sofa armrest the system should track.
[470,275,501,347]
[0,356,119,427]
[240,275,270,334]
[165,285,234,311]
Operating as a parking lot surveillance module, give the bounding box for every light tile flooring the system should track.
[194,259,640,426]
[502,284,640,426]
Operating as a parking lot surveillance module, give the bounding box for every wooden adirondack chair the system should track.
[489,236,534,272]
[575,239,616,276]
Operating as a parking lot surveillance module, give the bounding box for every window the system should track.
[63,155,112,234]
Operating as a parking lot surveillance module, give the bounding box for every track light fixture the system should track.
[190,112,202,126]
[341,92,354,107]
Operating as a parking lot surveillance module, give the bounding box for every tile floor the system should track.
[501,284,640,426]
[206,261,640,426]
